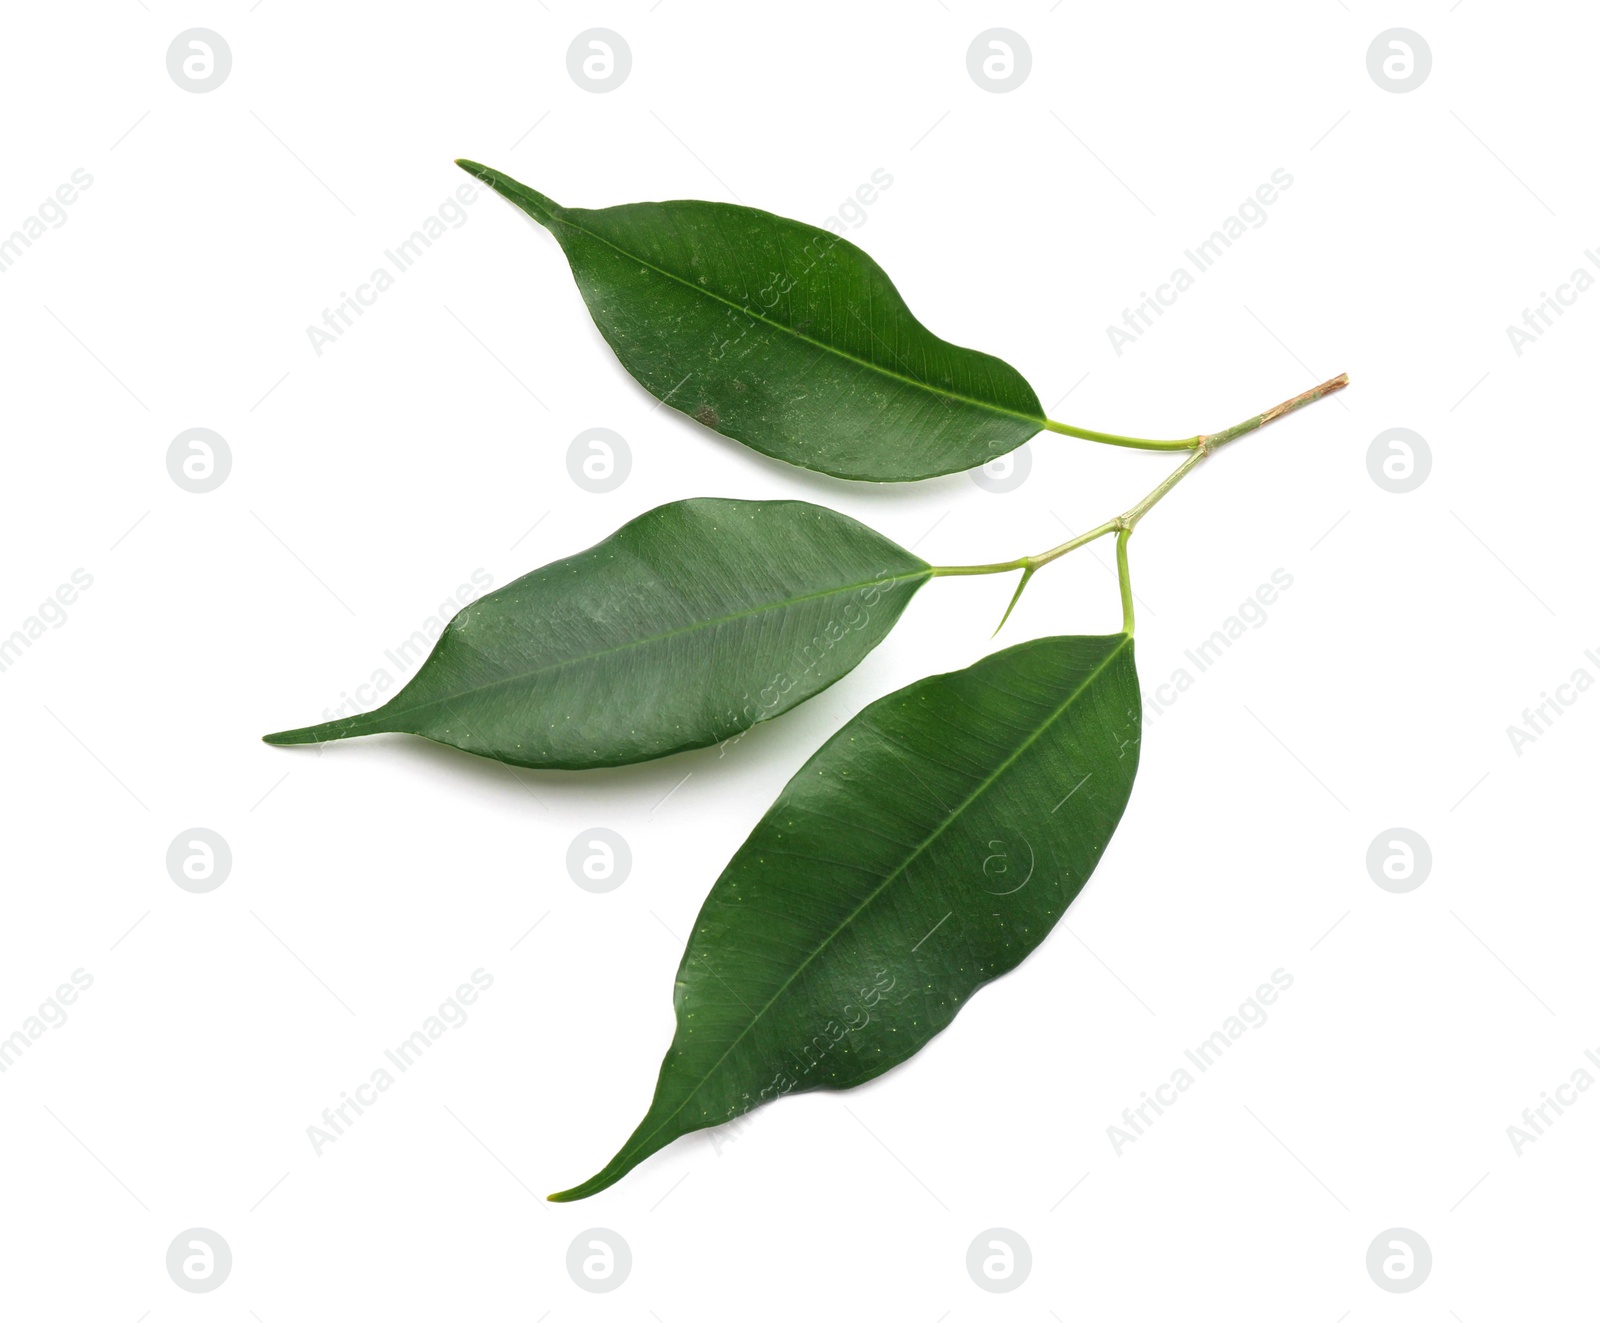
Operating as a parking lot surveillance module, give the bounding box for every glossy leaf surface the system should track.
[552,633,1140,1199]
[264,499,929,769]
[458,160,1045,481]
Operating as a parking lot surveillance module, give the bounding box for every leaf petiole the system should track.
[1041,418,1196,450]
[1042,371,1349,453]
[1115,528,1135,635]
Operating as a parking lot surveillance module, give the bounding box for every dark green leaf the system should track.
[263,498,930,769]
[457,160,1045,482]
[550,633,1140,1199]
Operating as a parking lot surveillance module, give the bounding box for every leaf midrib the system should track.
[376,565,932,731]
[613,633,1133,1171]
[540,203,1047,432]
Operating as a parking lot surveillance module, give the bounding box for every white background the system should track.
[2,2,1594,1317]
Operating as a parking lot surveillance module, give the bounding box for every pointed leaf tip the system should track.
[261,727,312,746]
[455,159,562,224]
[544,1153,641,1202]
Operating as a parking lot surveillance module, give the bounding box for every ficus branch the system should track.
[932,372,1349,633]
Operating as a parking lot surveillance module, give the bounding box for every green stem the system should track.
[1043,371,1348,454]
[931,372,1349,627]
[1120,447,1206,530]
[1041,418,1196,451]
[928,519,1116,579]
[1115,529,1134,635]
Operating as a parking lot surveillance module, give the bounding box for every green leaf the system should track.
[457,160,1045,482]
[263,498,930,769]
[550,633,1140,1200]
